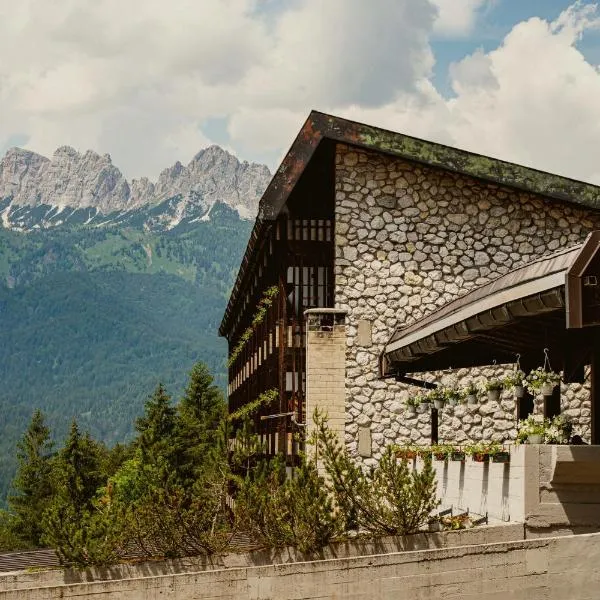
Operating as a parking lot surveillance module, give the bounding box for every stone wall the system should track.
[334,144,600,463]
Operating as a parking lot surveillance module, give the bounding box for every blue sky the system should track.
[1,1,600,184]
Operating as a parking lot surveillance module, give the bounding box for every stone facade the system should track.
[334,144,600,464]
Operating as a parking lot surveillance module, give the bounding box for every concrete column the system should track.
[304,309,347,461]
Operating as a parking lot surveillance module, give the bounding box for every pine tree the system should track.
[135,383,178,480]
[41,420,107,563]
[176,363,226,484]
[8,410,54,547]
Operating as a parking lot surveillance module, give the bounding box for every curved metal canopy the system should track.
[382,232,600,376]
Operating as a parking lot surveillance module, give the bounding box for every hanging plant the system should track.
[504,369,526,399]
[416,393,431,413]
[483,378,503,402]
[440,386,461,407]
[462,382,479,405]
[429,388,446,410]
[404,396,420,415]
[524,367,562,396]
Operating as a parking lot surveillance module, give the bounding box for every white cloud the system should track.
[430,0,491,37]
[325,2,600,186]
[0,0,436,178]
[2,0,600,188]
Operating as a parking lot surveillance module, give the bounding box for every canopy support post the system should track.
[591,333,600,444]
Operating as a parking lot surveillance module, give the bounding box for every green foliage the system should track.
[8,410,54,547]
[228,389,278,422]
[0,205,252,503]
[234,448,341,554]
[312,410,439,536]
[227,286,279,367]
[40,421,109,565]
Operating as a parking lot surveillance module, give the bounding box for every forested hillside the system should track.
[0,202,252,502]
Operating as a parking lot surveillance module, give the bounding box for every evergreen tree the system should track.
[41,420,107,563]
[135,383,178,479]
[176,362,226,483]
[8,410,54,547]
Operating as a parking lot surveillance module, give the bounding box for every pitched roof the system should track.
[220,111,600,337]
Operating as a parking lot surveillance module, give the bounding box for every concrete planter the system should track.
[527,434,543,444]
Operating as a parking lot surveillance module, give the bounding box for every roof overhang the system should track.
[220,110,600,338]
[382,232,600,376]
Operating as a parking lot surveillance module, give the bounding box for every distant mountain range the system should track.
[0,144,270,230]
[0,144,269,503]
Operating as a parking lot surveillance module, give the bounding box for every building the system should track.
[219,111,600,467]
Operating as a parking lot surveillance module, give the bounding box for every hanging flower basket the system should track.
[527,434,543,444]
[484,379,503,402]
[504,369,526,399]
[524,361,562,397]
[405,396,420,415]
[461,383,479,405]
[541,382,554,395]
[417,401,431,414]
[433,398,445,410]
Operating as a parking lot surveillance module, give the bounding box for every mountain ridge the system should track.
[0,144,271,229]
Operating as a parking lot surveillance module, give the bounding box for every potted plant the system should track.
[504,369,526,399]
[430,389,446,410]
[450,448,466,461]
[417,393,431,413]
[443,387,461,407]
[491,448,510,463]
[525,367,562,396]
[462,383,479,405]
[545,414,573,444]
[483,378,503,402]
[396,443,418,460]
[516,414,548,444]
[466,442,502,463]
[418,447,433,459]
[405,396,420,415]
[431,444,452,461]
[428,518,442,532]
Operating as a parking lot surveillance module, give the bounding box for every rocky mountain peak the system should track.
[0,144,271,225]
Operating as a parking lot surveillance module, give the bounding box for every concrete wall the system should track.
[4,531,600,599]
[333,144,599,462]
[412,444,600,534]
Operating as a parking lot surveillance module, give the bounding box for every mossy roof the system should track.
[220,110,600,337]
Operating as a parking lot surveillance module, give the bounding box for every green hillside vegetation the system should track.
[0,202,252,503]
[0,366,439,563]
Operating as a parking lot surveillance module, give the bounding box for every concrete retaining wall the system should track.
[2,530,600,599]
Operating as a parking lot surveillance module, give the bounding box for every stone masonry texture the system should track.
[334,144,600,464]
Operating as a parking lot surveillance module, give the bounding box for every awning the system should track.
[381,232,600,376]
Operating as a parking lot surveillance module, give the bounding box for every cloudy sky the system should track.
[1,0,600,184]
